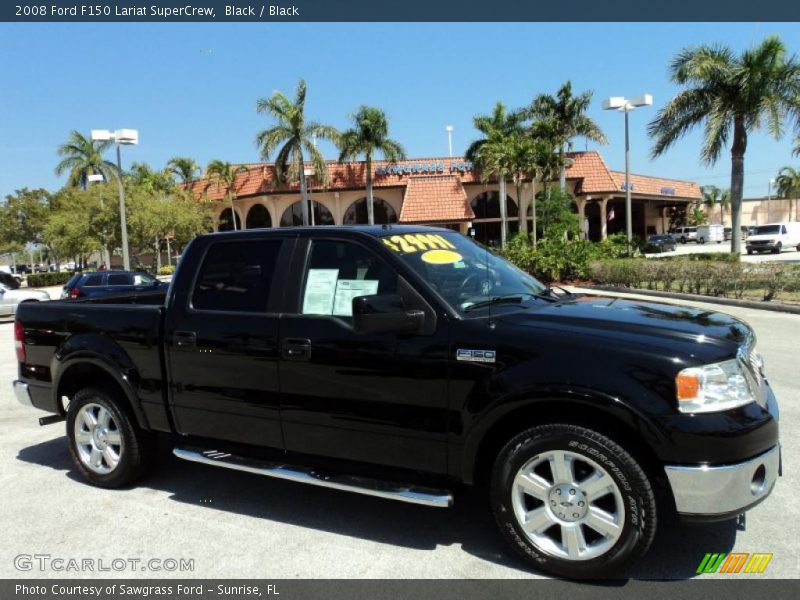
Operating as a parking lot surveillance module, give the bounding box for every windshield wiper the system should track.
[464,292,547,312]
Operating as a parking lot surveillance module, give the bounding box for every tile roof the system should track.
[399,176,475,223]
[609,171,702,200]
[186,151,701,202]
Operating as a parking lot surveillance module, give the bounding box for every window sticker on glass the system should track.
[302,269,339,314]
[382,233,456,254]
[332,279,379,316]
[420,249,463,265]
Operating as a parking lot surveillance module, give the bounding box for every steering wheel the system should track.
[459,272,494,297]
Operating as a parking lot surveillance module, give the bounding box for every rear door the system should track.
[164,235,294,448]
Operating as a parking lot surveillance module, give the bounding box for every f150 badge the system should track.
[457,349,496,363]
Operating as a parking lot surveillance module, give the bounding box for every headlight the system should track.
[675,358,757,414]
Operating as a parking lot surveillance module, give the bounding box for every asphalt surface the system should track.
[0,294,798,580]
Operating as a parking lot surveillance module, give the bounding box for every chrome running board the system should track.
[173,446,453,508]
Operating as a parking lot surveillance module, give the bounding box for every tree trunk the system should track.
[366,154,374,225]
[558,144,566,192]
[299,160,310,226]
[729,118,746,255]
[229,193,237,231]
[155,236,161,271]
[499,176,508,248]
[516,182,527,235]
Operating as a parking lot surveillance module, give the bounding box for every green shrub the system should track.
[158,265,175,276]
[655,252,740,263]
[26,271,74,287]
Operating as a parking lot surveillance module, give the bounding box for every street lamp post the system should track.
[91,129,138,271]
[86,173,111,267]
[446,125,454,158]
[602,95,653,246]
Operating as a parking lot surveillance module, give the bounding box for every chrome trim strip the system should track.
[665,444,780,515]
[173,447,453,508]
[12,381,32,407]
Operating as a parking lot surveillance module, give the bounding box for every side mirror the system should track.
[352,293,424,335]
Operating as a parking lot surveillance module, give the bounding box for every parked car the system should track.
[644,234,677,253]
[746,222,800,254]
[60,270,163,299]
[0,283,49,316]
[695,224,725,244]
[0,272,23,289]
[13,226,781,578]
[670,226,697,243]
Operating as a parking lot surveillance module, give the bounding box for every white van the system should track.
[670,226,697,243]
[696,224,725,244]
[746,222,800,254]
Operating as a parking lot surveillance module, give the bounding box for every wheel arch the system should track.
[465,397,670,500]
[55,359,150,430]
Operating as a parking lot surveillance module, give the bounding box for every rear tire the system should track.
[491,424,657,579]
[66,386,156,488]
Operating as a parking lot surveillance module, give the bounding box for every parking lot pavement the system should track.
[1,297,798,580]
[645,241,800,264]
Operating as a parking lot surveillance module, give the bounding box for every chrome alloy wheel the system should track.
[511,450,625,561]
[73,403,122,474]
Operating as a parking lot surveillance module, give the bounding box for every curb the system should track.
[582,285,800,315]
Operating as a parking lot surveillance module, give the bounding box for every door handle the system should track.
[173,331,197,348]
[282,338,311,361]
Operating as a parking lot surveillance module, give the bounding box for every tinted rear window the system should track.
[107,274,131,285]
[192,240,283,312]
[83,274,104,287]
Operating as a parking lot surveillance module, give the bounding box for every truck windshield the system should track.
[752,225,781,235]
[380,231,548,314]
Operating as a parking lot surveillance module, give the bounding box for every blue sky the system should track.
[1,22,799,200]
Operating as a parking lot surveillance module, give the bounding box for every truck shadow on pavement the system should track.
[17,437,737,581]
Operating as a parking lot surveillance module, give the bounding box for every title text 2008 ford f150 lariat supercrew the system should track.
[13,226,780,578]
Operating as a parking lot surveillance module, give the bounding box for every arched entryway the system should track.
[343,197,398,225]
[246,204,272,229]
[218,207,241,231]
[280,201,335,227]
[470,191,519,246]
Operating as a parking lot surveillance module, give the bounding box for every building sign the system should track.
[620,183,635,191]
[661,187,676,196]
[376,161,474,177]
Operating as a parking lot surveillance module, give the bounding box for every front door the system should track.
[165,236,292,449]
[278,236,450,474]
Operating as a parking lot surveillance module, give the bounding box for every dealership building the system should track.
[188,150,701,245]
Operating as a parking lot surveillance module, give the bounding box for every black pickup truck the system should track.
[13,226,780,578]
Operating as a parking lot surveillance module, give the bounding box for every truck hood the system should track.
[500,295,752,357]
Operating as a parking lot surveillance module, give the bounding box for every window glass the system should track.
[107,274,130,286]
[301,240,397,317]
[192,240,282,312]
[133,272,156,285]
[83,274,104,287]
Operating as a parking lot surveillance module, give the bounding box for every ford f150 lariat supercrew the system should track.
[13,226,780,578]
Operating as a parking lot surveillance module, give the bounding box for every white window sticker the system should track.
[302,269,339,314]
[332,279,379,316]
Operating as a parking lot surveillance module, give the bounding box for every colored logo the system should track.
[696,552,773,574]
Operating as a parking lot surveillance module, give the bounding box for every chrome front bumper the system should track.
[665,444,781,517]
[12,380,33,407]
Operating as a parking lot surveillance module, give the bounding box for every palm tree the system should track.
[775,166,800,221]
[255,79,340,226]
[55,130,116,188]
[167,157,200,185]
[338,106,405,225]
[206,160,249,231]
[701,185,730,225]
[466,102,525,248]
[129,162,176,195]
[527,81,607,191]
[648,35,800,253]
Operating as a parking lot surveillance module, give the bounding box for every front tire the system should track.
[772,242,782,254]
[66,386,156,488]
[491,424,657,579]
